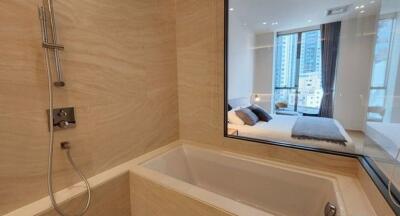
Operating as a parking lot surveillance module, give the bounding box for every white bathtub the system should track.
[135,145,347,216]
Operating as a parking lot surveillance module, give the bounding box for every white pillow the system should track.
[228,110,245,125]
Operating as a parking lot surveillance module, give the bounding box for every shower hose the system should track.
[44,48,91,216]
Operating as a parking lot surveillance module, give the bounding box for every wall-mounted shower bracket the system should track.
[42,42,64,50]
[47,107,76,131]
[38,0,66,87]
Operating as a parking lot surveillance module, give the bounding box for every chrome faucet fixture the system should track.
[47,107,76,131]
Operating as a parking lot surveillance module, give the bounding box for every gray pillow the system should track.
[249,105,273,122]
[235,108,259,126]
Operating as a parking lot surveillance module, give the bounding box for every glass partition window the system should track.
[227,0,377,154]
[364,1,400,194]
[226,0,400,203]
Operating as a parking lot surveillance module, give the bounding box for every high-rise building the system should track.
[274,34,297,88]
[300,31,321,74]
[274,34,298,106]
[298,30,323,112]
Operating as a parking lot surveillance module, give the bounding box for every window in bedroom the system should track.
[368,17,395,122]
[274,29,323,115]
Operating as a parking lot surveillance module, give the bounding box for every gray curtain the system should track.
[319,21,341,118]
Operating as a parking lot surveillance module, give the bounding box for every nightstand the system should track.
[227,128,239,136]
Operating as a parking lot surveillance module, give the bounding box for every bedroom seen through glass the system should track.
[226,0,400,185]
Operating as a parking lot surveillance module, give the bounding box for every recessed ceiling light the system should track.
[307,19,312,23]
[355,6,360,9]
[360,10,365,13]
[262,22,267,25]
[229,8,235,11]
[370,0,375,3]
[360,5,365,9]
[271,22,279,26]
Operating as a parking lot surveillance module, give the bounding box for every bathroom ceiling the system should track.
[229,0,381,34]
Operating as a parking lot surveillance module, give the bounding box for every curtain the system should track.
[319,21,341,118]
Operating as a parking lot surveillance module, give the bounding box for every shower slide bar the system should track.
[38,1,91,215]
[38,0,65,87]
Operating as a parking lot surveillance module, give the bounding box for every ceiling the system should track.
[229,0,381,34]
[381,0,400,14]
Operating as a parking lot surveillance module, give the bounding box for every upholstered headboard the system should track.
[228,97,251,109]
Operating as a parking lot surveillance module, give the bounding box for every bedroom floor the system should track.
[347,130,366,153]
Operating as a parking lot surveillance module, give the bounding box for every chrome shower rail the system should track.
[38,0,65,87]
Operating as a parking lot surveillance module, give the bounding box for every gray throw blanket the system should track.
[291,117,347,145]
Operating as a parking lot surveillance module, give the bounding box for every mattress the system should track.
[228,115,354,153]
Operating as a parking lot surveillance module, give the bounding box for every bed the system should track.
[227,98,354,153]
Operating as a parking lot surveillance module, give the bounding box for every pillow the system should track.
[227,104,233,111]
[235,108,259,126]
[228,110,245,125]
[249,105,273,122]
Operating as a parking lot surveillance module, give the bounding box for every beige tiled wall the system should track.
[0,0,178,214]
[176,0,224,146]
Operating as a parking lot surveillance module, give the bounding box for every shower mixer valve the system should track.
[47,107,76,131]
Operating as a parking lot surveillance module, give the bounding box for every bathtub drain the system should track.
[324,202,337,216]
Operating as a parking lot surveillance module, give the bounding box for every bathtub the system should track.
[131,145,347,216]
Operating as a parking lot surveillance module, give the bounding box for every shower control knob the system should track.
[58,120,69,128]
[47,107,76,131]
[58,110,68,117]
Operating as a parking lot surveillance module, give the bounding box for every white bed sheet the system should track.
[228,115,354,153]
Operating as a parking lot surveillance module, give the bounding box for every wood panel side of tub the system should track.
[38,173,131,216]
[130,172,234,216]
